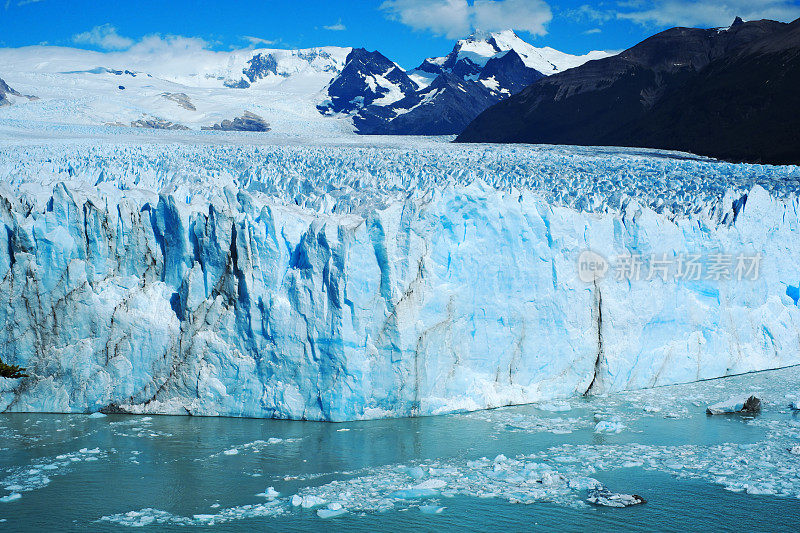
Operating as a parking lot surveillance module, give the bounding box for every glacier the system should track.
[0,125,799,421]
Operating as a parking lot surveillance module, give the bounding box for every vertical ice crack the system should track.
[584,280,604,396]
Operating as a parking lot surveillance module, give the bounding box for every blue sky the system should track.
[1,0,799,68]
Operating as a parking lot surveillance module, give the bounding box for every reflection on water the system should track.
[2,367,800,531]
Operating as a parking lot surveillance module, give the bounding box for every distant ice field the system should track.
[1,120,798,218]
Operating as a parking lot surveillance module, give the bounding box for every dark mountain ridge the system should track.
[319,31,553,135]
[457,18,800,165]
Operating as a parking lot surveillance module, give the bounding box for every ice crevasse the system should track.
[0,176,799,421]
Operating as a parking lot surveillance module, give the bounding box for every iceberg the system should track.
[0,130,799,421]
[706,395,762,415]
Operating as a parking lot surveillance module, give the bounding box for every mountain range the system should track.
[0,31,607,136]
[457,17,800,165]
[319,30,609,135]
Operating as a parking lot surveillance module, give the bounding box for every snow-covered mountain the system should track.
[323,30,611,135]
[411,30,610,86]
[0,44,352,135]
[0,76,36,106]
[0,31,609,136]
[317,48,418,115]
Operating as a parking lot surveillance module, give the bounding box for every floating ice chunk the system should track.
[79,448,100,454]
[292,495,326,508]
[539,401,571,412]
[413,479,447,490]
[568,477,601,491]
[746,485,777,495]
[405,466,426,480]
[302,495,326,508]
[594,420,626,433]
[223,448,239,455]
[706,395,761,415]
[643,405,661,413]
[788,446,800,455]
[391,488,440,499]
[256,487,280,499]
[317,503,347,518]
[390,479,447,500]
[587,487,646,508]
[88,412,107,418]
[0,493,21,503]
[210,503,221,509]
[419,504,445,514]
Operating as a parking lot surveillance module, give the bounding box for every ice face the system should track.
[0,129,799,420]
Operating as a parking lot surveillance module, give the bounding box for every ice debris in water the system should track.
[101,501,287,527]
[0,493,21,503]
[1,449,108,497]
[98,367,800,526]
[538,401,572,412]
[706,395,762,415]
[587,486,646,508]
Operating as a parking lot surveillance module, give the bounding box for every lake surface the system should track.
[3,367,800,532]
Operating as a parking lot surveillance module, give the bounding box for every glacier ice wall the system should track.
[0,180,799,420]
[0,133,799,420]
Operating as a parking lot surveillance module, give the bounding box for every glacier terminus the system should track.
[0,127,799,421]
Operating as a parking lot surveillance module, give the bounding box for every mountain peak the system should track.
[464,29,494,42]
[463,29,520,43]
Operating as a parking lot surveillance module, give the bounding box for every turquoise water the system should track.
[3,368,800,531]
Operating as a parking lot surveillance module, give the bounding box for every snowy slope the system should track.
[0,125,798,420]
[491,30,611,74]
[0,44,352,135]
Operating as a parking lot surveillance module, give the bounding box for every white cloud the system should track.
[72,24,134,51]
[242,35,276,46]
[125,34,209,56]
[583,28,602,34]
[323,19,347,31]
[565,4,614,23]
[380,0,552,38]
[617,0,800,28]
